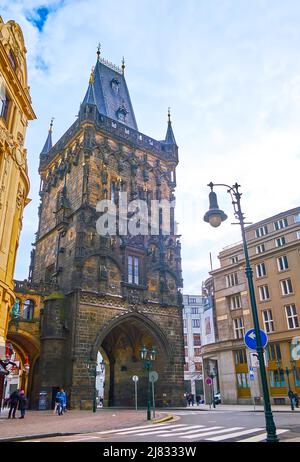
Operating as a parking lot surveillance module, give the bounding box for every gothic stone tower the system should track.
[32,50,184,409]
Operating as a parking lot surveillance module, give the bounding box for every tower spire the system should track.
[165,107,176,145]
[97,43,101,61]
[40,117,54,156]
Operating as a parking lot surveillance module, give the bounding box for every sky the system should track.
[2,0,300,294]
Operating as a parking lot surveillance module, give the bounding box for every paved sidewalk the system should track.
[0,408,166,441]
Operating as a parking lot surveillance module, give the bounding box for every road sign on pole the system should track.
[149,371,158,418]
[244,328,268,350]
[205,377,213,386]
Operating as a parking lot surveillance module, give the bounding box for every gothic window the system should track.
[23,299,35,320]
[118,111,126,122]
[128,256,139,285]
[45,264,55,283]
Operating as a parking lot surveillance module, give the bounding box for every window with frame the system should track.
[194,348,201,356]
[293,367,300,387]
[128,256,139,285]
[184,335,187,346]
[233,317,244,339]
[277,255,289,272]
[235,349,247,364]
[269,370,286,387]
[192,319,200,328]
[191,307,199,314]
[195,362,202,371]
[22,299,34,320]
[184,363,189,371]
[193,334,201,346]
[259,285,270,301]
[255,225,268,238]
[230,256,238,264]
[274,218,288,231]
[297,231,300,240]
[262,309,275,333]
[281,278,293,296]
[256,262,267,278]
[236,372,249,389]
[184,347,188,357]
[189,297,197,304]
[256,244,265,254]
[0,91,10,121]
[294,213,300,224]
[226,272,238,287]
[275,236,286,247]
[285,304,299,329]
[229,294,242,310]
[266,343,282,361]
[183,319,187,329]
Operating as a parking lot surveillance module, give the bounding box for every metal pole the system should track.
[147,363,151,420]
[93,366,97,413]
[135,380,138,411]
[152,380,156,418]
[234,188,278,442]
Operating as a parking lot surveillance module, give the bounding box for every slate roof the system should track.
[165,119,177,145]
[40,122,53,156]
[82,57,138,131]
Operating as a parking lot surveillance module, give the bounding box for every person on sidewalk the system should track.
[18,390,27,419]
[55,389,65,415]
[294,392,299,408]
[288,389,296,410]
[8,389,19,419]
[61,389,67,413]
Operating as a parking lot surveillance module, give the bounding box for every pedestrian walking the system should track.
[55,388,65,415]
[288,389,296,410]
[61,388,67,413]
[18,390,27,419]
[8,389,19,419]
[196,395,201,406]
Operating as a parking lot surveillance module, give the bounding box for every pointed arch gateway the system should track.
[91,311,174,408]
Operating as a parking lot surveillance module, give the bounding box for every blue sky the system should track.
[2,0,300,293]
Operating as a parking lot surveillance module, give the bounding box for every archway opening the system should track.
[97,314,171,408]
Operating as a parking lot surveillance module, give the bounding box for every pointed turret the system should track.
[82,67,97,106]
[80,45,138,130]
[165,107,177,145]
[40,118,54,156]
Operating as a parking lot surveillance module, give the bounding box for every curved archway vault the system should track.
[90,311,176,408]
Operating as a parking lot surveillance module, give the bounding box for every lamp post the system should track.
[140,345,156,420]
[204,182,278,443]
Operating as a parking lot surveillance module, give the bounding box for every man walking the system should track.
[18,390,27,419]
[8,389,19,419]
[288,389,296,410]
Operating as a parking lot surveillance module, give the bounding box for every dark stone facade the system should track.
[28,55,185,409]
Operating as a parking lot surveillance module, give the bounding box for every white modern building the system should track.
[183,294,205,399]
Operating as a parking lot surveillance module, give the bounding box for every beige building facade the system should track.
[202,207,300,404]
[0,17,35,362]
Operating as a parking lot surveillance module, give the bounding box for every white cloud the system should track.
[1,0,299,293]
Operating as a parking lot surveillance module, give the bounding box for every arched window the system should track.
[23,299,35,320]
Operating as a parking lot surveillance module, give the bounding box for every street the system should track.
[19,409,300,443]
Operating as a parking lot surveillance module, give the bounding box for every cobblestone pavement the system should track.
[0,408,166,441]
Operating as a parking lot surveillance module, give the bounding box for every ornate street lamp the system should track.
[204,182,278,443]
[140,345,156,420]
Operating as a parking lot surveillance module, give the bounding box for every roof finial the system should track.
[49,117,54,132]
[89,66,94,84]
[168,107,171,122]
[122,56,125,75]
[97,43,101,60]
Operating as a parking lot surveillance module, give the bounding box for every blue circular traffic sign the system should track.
[244,328,268,350]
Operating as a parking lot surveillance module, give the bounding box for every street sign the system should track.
[205,377,213,386]
[132,375,139,382]
[149,371,158,383]
[244,328,268,350]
